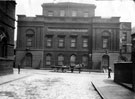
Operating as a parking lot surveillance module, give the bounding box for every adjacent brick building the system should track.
[0,1,16,75]
[16,2,131,71]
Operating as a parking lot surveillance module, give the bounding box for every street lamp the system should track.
[89,53,92,58]
[89,53,92,69]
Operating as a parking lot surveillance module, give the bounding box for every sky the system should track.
[15,0,135,40]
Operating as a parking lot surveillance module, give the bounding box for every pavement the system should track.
[91,73,135,99]
[0,69,31,85]
[0,69,135,99]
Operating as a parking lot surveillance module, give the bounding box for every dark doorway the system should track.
[25,53,32,67]
[102,55,109,72]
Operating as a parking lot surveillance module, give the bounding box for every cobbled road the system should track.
[0,70,101,99]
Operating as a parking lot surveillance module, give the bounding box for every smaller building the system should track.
[119,22,132,61]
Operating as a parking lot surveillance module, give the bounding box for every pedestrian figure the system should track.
[70,63,75,73]
[78,64,82,73]
[76,63,81,73]
[70,66,74,73]
[18,63,21,74]
[108,67,112,78]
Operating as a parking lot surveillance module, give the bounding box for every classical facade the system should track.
[0,1,16,75]
[16,2,131,71]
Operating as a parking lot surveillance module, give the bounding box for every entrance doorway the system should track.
[102,55,109,72]
[25,53,32,67]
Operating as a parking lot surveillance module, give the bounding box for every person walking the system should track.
[70,62,75,73]
[78,63,82,73]
[108,67,112,78]
[18,63,21,74]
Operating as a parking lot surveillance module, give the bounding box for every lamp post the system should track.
[88,21,93,70]
[89,53,92,70]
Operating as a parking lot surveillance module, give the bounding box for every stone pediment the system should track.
[121,23,131,29]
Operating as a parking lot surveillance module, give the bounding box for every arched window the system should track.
[70,55,76,66]
[58,55,64,66]
[46,54,51,65]
[82,55,88,66]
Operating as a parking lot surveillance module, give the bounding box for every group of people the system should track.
[18,62,112,78]
[70,63,85,73]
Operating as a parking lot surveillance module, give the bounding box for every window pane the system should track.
[60,10,65,16]
[46,55,51,65]
[59,39,64,47]
[83,39,88,47]
[47,38,52,47]
[72,11,77,17]
[58,55,64,65]
[48,11,53,16]
[70,55,76,65]
[27,38,32,47]
[103,38,108,48]
[46,61,51,65]
[122,32,127,41]
[27,42,32,46]
[71,39,76,47]
[84,12,88,17]
[82,56,88,66]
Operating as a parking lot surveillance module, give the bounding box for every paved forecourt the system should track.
[0,69,101,99]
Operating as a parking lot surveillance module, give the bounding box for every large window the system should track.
[82,56,88,66]
[46,37,52,47]
[102,32,110,49]
[60,10,65,16]
[48,11,53,16]
[72,11,77,17]
[84,12,89,17]
[103,38,108,49]
[82,38,88,48]
[58,38,64,48]
[70,38,76,48]
[26,29,34,47]
[70,55,76,65]
[58,55,64,66]
[27,37,32,47]
[122,32,127,41]
[46,54,51,65]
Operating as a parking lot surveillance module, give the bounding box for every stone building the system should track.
[119,23,132,61]
[16,2,131,71]
[0,1,16,75]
